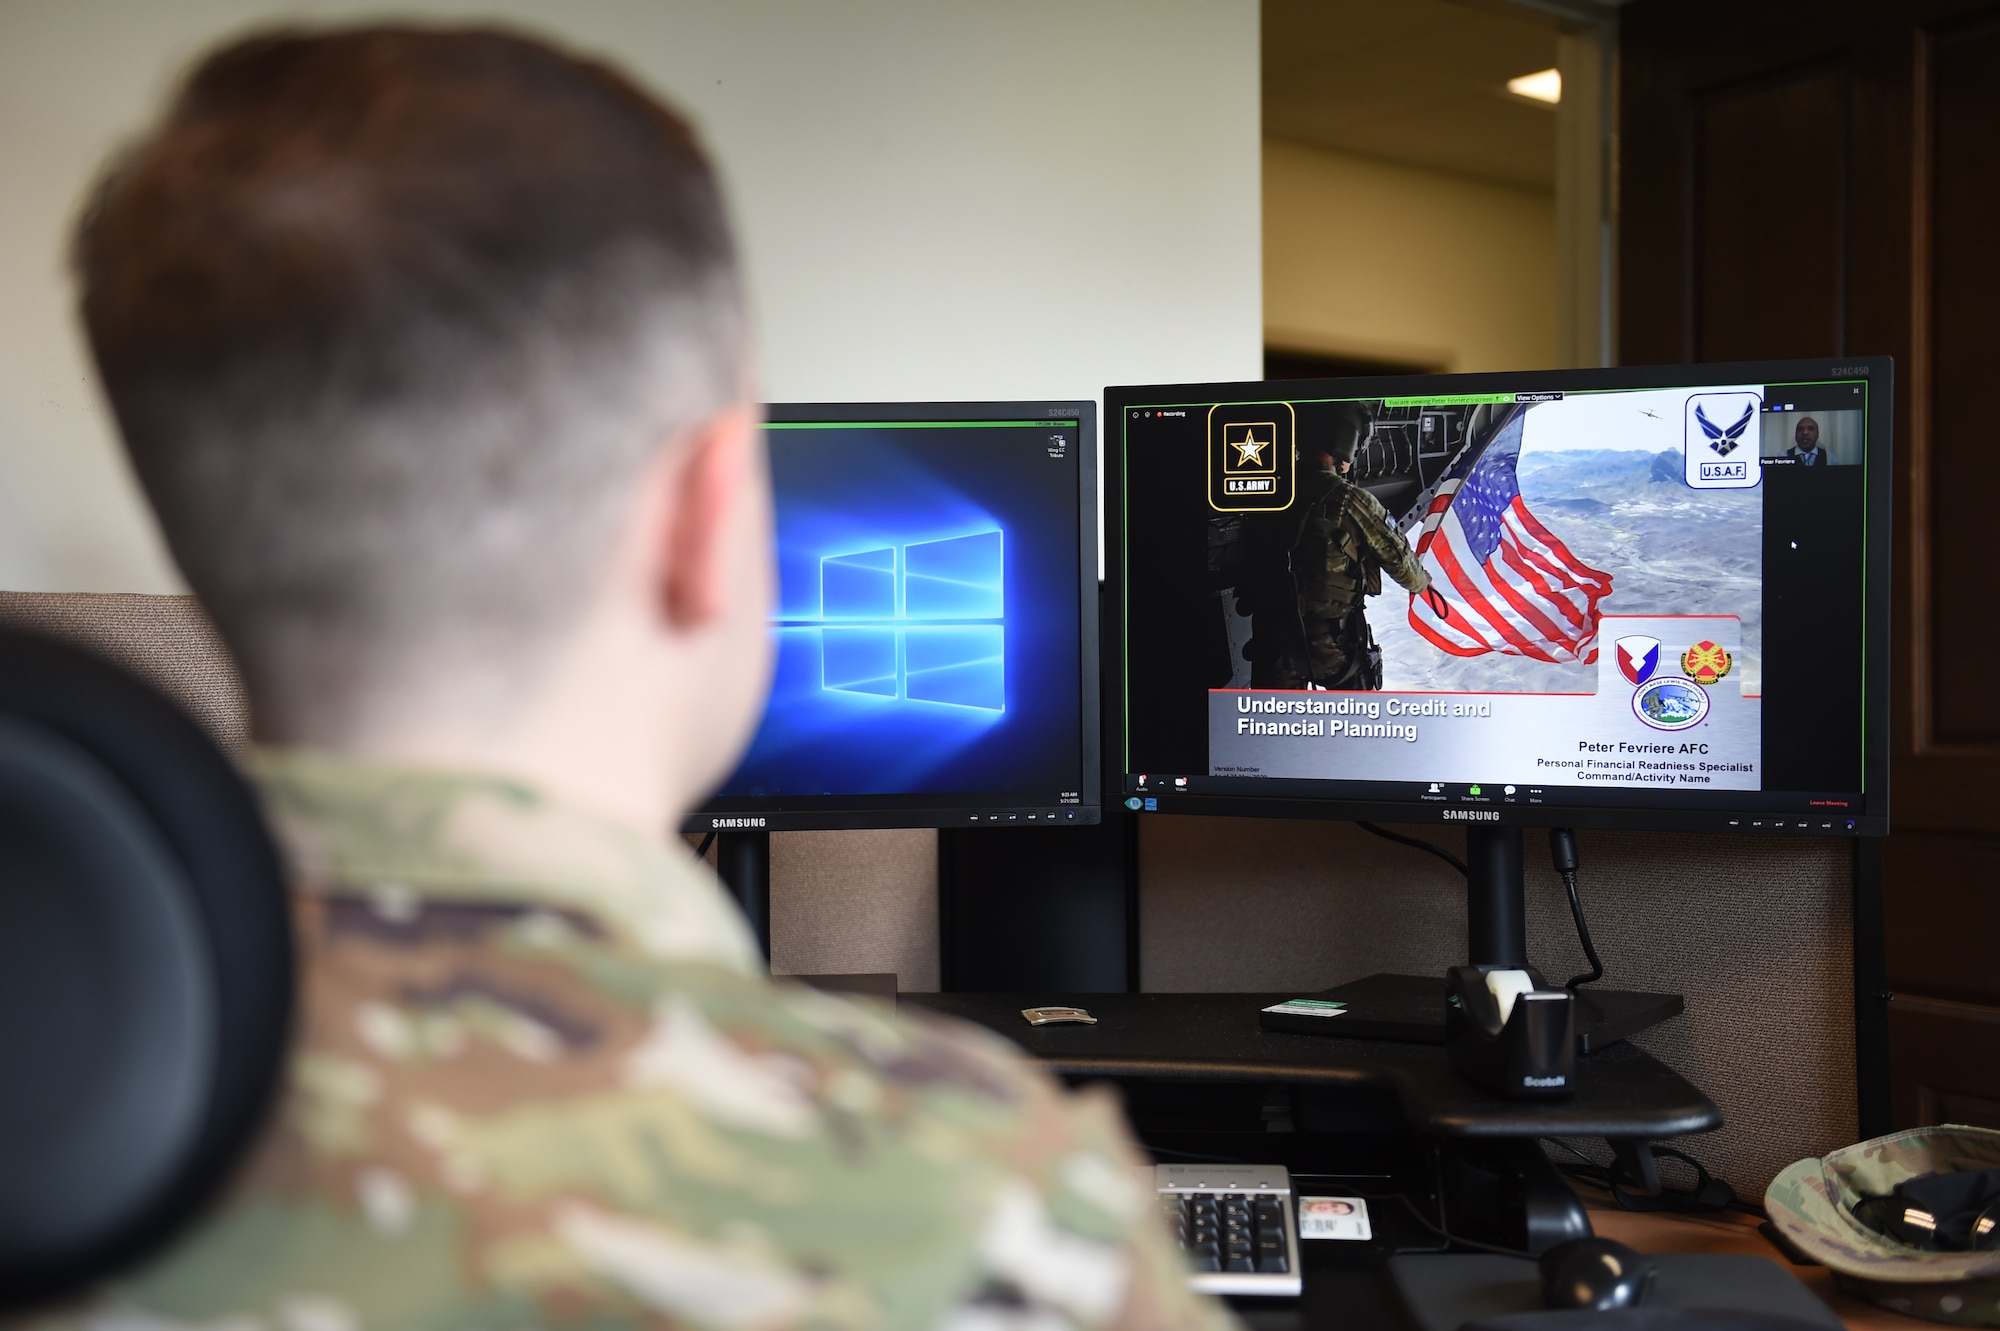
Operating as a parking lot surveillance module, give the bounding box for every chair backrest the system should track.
[0,593,249,753]
[0,628,291,1311]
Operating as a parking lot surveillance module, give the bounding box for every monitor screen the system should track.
[692,401,1100,832]
[1106,359,1890,836]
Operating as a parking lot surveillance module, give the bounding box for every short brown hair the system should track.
[74,26,746,738]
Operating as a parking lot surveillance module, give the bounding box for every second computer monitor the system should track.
[692,401,1100,832]
[1107,358,1891,838]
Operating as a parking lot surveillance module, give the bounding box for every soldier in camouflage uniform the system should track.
[1274,407,1431,690]
[41,26,1237,1331]
[1767,1125,2000,1326]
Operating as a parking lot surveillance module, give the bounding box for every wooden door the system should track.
[1620,0,2000,1133]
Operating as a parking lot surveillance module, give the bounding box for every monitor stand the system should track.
[1316,825,1683,1052]
[715,828,772,962]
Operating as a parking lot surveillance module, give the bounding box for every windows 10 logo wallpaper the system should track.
[713,422,1082,801]
[811,530,1005,711]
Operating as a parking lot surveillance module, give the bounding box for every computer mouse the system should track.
[1539,1236,1656,1311]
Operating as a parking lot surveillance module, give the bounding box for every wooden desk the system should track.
[1583,1193,1918,1330]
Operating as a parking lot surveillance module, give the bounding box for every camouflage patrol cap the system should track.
[1766,1125,2000,1326]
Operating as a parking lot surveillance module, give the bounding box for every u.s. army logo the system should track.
[1224,423,1276,472]
[1208,402,1296,513]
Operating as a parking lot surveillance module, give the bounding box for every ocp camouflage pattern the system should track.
[1767,1124,2000,1325]
[12,750,1237,1331]
[1296,469,1430,622]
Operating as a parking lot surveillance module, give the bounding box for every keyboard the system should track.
[1154,1163,1302,1297]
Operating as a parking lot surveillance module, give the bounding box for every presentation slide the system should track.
[1202,387,1764,790]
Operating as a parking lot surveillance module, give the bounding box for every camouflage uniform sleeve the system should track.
[49,889,1238,1331]
[1352,488,1430,594]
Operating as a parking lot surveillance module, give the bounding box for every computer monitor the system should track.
[1106,358,1890,985]
[691,400,1101,837]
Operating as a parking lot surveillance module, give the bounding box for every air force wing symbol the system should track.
[1694,401,1754,456]
[1683,391,1763,490]
[1616,635,1662,686]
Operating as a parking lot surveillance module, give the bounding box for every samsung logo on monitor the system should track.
[1441,810,1502,822]
[708,816,768,829]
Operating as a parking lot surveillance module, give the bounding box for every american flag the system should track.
[1407,410,1613,663]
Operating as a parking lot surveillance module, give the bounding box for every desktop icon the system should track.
[1144,798,1158,811]
[1124,797,1143,811]
[1427,782,1443,794]
[1172,776,1189,790]
[1468,785,1482,796]
[1136,774,1149,789]
[1503,785,1516,796]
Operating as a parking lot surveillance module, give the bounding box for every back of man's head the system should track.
[73,26,747,742]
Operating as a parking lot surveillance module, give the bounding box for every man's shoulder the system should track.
[298,886,1053,1135]
[75,948,1141,1331]
[251,747,764,971]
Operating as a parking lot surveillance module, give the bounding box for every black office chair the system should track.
[0,628,292,1311]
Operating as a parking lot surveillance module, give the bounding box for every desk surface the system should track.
[907,991,1721,1140]
[1586,1198,1911,1331]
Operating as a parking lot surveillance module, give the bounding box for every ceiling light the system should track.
[1507,68,1562,105]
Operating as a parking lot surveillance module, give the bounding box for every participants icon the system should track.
[1680,640,1733,685]
[1615,636,1662,686]
[1209,402,1296,512]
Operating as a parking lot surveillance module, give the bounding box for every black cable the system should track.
[1393,1194,1537,1258]
[1284,1175,1513,1257]
[1357,821,1469,879]
[1558,871,1604,989]
[1547,828,1603,990]
[695,831,717,860]
[1542,1136,1607,1170]
[1539,1138,1749,1217]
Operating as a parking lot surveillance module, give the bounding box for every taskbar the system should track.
[686,800,1100,834]
[1118,774,1875,836]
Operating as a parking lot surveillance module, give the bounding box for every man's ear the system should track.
[658,403,759,630]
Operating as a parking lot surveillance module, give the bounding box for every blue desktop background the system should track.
[714,422,1084,801]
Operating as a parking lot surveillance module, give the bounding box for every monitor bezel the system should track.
[1103,357,1892,838]
[687,399,1103,833]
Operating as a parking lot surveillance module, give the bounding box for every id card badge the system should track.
[1297,1196,1372,1241]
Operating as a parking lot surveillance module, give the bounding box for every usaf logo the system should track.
[1615,635,1662,686]
[1683,392,1762,490]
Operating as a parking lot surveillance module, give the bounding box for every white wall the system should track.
[0,0,1262,594]
[1263,138,1556,374]
[0,0,1260,992]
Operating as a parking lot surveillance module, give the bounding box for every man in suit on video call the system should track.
[45,25,1232,1331]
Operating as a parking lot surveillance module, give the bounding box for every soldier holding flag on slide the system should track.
[1271,404,1436,691]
